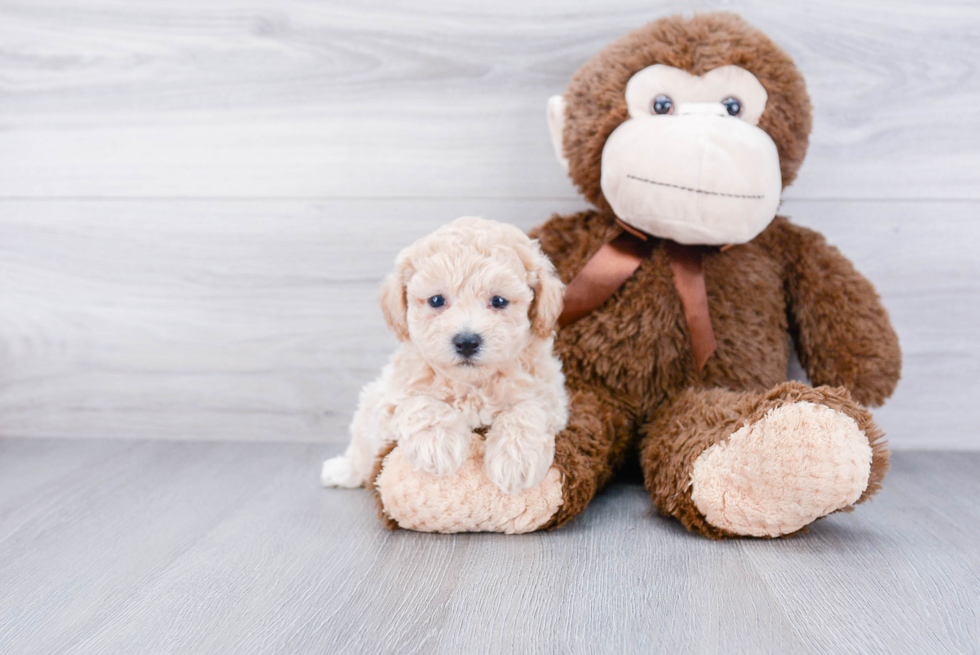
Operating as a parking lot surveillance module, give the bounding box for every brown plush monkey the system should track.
[372,12,901,538]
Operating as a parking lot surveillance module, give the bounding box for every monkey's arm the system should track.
[778,219,901,407]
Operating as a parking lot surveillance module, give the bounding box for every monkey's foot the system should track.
[690,399,875,537]
[373,439,563,534]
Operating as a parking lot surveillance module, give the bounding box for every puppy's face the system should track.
[379,217,564,378]
[406,247,535,373]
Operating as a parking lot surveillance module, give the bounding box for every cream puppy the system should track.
[321,216,568,494]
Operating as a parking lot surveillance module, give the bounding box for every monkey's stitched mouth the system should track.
[626,174,764,200]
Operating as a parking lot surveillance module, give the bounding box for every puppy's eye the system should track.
[490,296,509,309]
[427,295,446,308]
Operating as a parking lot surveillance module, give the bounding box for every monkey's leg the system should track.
[370,385,634,533]
[638,381,889,539]
[540,385,636,529]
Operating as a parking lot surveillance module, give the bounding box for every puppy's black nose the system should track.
[453,332,482,358]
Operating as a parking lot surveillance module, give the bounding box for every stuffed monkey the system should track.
[372,12,901,538]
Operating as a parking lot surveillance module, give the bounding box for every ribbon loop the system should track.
[664,241,717,371]
[557,228,717,371]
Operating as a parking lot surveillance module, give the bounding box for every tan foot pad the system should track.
[375,440,563,534]
[691,401,873,537]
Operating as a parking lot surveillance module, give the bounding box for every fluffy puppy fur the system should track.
[321,216,568,495]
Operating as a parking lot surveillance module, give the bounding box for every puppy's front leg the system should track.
[485,402,556,495]
[395,396,472,477]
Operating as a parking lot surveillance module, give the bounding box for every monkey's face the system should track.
[599,65,783,246]
[547,13,813,247]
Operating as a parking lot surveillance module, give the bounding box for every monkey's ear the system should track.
[546,95,569,173]
[378,270,410,342]
[523,242,565,339]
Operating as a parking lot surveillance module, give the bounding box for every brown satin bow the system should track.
[558,221,718,371]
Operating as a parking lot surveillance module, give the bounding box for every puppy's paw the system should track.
[484,431,555,495]
[399,425,471,477]
[321,455,365,488]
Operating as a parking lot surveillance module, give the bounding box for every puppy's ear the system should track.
[523,241,565,339]
[378,256,412,342]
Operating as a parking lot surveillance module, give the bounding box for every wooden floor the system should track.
[1,439,977,654]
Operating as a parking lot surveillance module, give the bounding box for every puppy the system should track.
[321,216,568,494]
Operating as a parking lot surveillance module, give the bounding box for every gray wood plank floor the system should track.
[1,438,977,654]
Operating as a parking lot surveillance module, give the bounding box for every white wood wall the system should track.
[1,0,977,448]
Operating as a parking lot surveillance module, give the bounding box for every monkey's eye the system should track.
[427,295,446,308]
[651,94,673,115]
[490,296,509,309]
[721,96,742,117]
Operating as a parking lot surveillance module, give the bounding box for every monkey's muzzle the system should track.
[600,105,783,246]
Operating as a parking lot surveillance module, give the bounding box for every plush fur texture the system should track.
[322,217,569,498]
